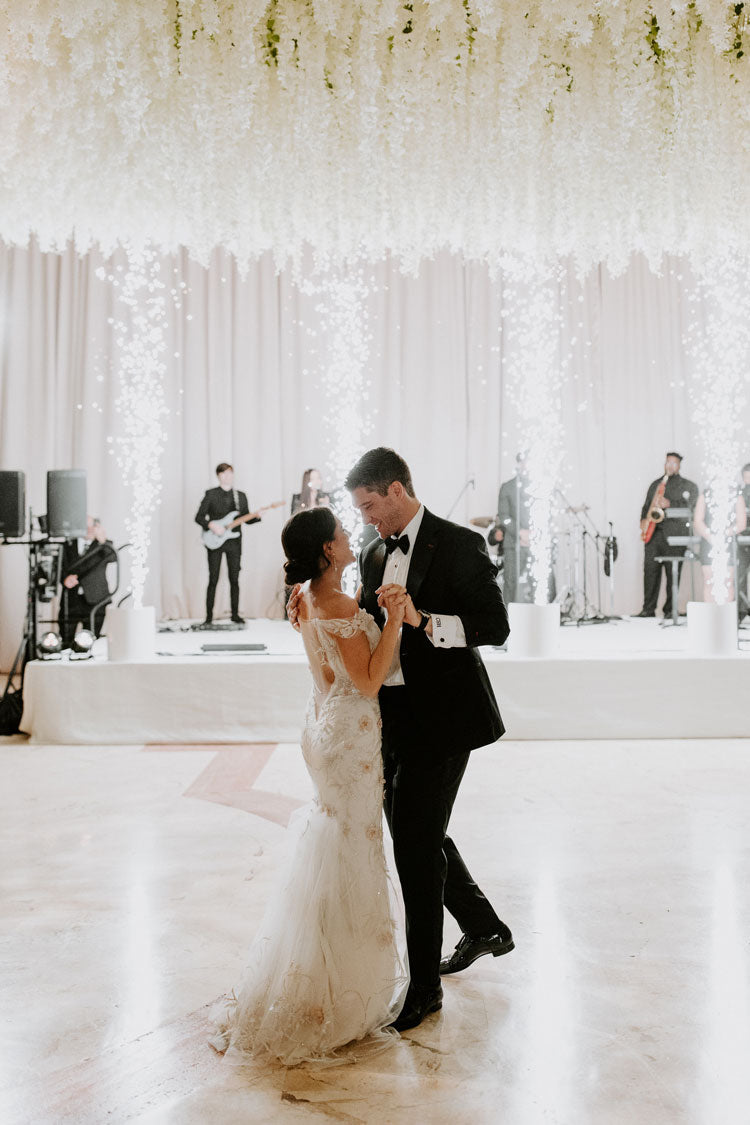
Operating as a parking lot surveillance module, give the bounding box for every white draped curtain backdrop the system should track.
[2,241,746,668]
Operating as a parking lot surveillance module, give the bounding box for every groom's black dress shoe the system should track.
[439,924,515,975]
[390,986,443,1032]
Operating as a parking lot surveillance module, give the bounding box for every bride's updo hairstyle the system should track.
[282,506,338,585]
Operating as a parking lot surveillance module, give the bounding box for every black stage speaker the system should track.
[0,470,26,538]
[47,470,87,538]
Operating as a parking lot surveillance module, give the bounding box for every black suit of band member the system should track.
[493,477,555,603]
[495,475,530,604]
[290,491,330,516]
[640,473,699,616]
[738,484,750,620]
[195,487,258,621]
[59,538,118,647]
[360,508,510,995]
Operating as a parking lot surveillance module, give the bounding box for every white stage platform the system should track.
[20,616,750,744]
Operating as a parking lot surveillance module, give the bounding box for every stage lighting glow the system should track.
[502,262,568,605]
[71,629,96,656]
[100,246,169,610]
[37,631,62,659]
[687,257,750,606]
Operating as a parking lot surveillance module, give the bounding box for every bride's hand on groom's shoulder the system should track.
[287,583,303,630]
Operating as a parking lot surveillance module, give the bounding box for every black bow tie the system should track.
[384,534,410,555]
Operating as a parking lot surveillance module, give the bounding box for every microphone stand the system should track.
[515,474,523,602]
[554,487,608,625]
[605,521,622,619]
[446,476,475,520]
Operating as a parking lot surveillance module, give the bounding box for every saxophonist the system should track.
[636,452,699,618]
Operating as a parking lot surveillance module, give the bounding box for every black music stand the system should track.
[738,534,750,625]
[658,507,698,627]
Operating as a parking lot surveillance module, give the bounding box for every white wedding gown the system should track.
[210,607,407,1066]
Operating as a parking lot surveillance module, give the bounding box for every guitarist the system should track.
[636,452,698,619]
[195,463,259,626]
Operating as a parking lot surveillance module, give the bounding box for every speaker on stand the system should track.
[46,470,87,538]
[0,471,26,539]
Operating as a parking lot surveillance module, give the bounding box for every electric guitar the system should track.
[202,501,285,549]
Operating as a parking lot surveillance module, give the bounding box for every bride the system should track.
[210,506,409,1065]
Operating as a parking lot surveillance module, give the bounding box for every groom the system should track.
[345,447,513,1031]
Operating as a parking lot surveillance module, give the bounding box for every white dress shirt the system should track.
[381,505,467,687]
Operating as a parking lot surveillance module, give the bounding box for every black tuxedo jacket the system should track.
[62,539,118,606]
[360,508,510,755]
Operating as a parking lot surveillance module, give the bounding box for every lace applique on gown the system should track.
[210,608,407,1066]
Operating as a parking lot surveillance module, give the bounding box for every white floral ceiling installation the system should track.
[1,0,749,271]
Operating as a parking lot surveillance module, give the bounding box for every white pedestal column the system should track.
[105,605,156,662]
[507,603,560,658]
[686,601,737,656]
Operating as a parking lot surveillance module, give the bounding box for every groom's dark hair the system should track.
[345,447,415,498]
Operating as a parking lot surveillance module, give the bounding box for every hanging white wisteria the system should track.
[1,1,750,272]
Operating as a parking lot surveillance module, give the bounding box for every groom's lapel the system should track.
[407,509,439,603]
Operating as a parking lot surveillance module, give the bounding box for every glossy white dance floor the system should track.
[2,735,750,1124]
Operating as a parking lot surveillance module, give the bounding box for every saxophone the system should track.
[641,474,668,543]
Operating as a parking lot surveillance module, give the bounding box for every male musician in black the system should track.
[490,453,555,603]
[59,516,118,648]
[491,454,531,604]
[637,452,699,618]
[738,462,750,622]
[195,463,258,626]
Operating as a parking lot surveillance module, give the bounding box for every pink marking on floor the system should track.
[181,744,304,827]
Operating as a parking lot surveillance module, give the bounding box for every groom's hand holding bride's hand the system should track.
[380,589,408,626]
[376,583,418,627]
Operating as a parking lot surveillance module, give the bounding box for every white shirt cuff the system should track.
[428,613,467,649]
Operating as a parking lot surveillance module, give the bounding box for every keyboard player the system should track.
[737,463,750,621]
[693,482,747,603]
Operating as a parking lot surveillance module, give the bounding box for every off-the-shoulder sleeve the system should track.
[316,610,369,639]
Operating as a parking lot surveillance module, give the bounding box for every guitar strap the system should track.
[232,488,238,512]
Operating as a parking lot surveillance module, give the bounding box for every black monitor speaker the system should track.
[0,470,26,538]
[47,470,87,538]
